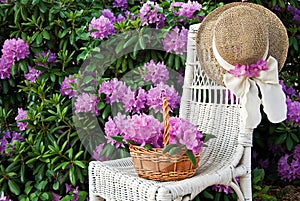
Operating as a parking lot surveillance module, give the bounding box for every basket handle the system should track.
[162,97,170,146]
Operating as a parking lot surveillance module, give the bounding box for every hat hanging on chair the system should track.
[196,2,288,129]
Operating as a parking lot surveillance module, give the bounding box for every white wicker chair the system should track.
[88,23,253,201]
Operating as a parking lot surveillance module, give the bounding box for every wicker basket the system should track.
[129,97,200,181]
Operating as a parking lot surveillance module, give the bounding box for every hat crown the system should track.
[214,6,269,65]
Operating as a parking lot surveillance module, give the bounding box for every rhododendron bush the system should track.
[0,0,299,200]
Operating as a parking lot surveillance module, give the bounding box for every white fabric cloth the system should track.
[212,39,287,128]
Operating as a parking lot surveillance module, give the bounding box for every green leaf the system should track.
[41,192,50,200]
[102,105,111,119]
[32,0,39,5]
[143,144,152,150]
[186,150,196,165]
[169,146,181,155]
[42,30,50,40]
[19,61,28,73]
[20,164,25,183]
[35,180,47,191]
[110,135,124,143]
[116,40,125,54]
[78,191,88,201]
[36,32,43,45]
[175,56,180,71]
[162,144,177,154]
[69,166,76,186]
[53,181,59,190]
[11,64,18,76]
[42,116,57,122]
[278,0,285,8]
[8,180,21,195]
[24,181,33,195]
[202,190,214,199]
[123,35,138,49]
[2,80,8,94]
[73,161,86,169]
[286,135,294,151]
[138,36,146,50]
[50,73,56,82]
[167,53,174,68]
[60,195,73,201]
[291,133,299,143]
[203,133,216,143]
[83,75,94,84]
[74,150,84,160]
[274,133,286,145]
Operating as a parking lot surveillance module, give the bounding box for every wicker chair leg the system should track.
[240,147,252,201]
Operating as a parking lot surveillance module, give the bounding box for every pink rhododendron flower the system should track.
[89,16,116,39]
[163,26,188,55]
[142,60,169,85]
[140,1,165,28]
[60,75,78,98]
[15,108,28,131]
[24,66,42,82]
[146,83,180,113]
[74,93,99,115]
[171,0,202,19]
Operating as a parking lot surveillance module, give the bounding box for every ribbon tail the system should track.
[223,74,262,128]
[256,56,287,123]
[256,80,287,123]
[241,80,262,129]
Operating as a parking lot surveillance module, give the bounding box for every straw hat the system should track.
[196,2,289,86]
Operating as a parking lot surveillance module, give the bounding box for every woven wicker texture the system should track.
[196,2,289,86]
[130,145,200,181]
[89,23,253,201]
[129,97,200,182]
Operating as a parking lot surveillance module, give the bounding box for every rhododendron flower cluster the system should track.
[287,5,300,23]
[0,192,12,201]
[229,58,268,78]
[0,38,30,79]
[112,0,128,11]
[286,97,300,126]
[0,130,23,155]
[140,1,165,28]
[101,9,117,23]
[124,114,163,148]
[104,113,203,155]
[171,0,202,19]
[169,117,203,154]
[24,65,43,82]
[104,113,129,148]
[98,78,128,104]
[74,93,99,115]
[278,144,300,181]
[142,60,169,85]
[89,15,116,39]
[280,81,300,127]
[15,108,28,131]
[98,78,180,113]
[163,26,188,55]
[60,75,78,98]
[34,50,57,67]
[146,83,179,113]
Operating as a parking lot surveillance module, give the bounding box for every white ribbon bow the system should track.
[212,39,287,129]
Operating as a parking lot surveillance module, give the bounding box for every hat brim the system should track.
[196,2,289,86]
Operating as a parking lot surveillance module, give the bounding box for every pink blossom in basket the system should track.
[169,117,203,154]
[123,114,163,148]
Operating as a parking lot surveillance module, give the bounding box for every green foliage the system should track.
[0,0,299,200]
